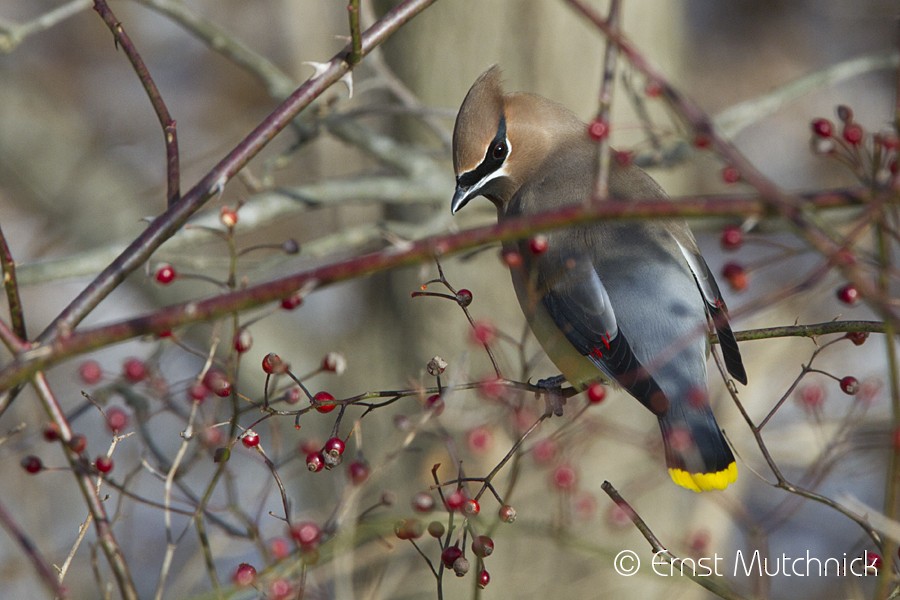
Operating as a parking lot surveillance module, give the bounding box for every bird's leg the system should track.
[534,375,570,417]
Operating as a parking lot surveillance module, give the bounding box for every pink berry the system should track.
[722,262,748,292]
[154,264,177,285]
[797,384,825,410]
[313,391,337,414]
[204,370,231,397]
[456,288,473,307]
[95,456,114,474]
[467,426,493,453]
[233,329,253,353]
[122,358,147,383]
[219,206,239,228]
[478,569,491,589]
[268,579,293,600]
[232,563,256,587]
[289,521,321,550]
[472,535,494,558]
[552,464,578,491]
[721,166,741,184]
[241,431,260,448]
[21,455,43,474]
[306,452,325,473]
[445,489,466,512]
[478,377,506,400]
[614,150,633,166]
[501,249,523,268]
[78,360,103,385]
[269,537,291,560]
[412,492,435,513]
[347,459,369,484]
[644,80,662,97]
[471,321,496,345]
[529,235,549,255]
[532,438,558,465]
[836,283,860,306]
[720,225,744,250]
[587,118,609,141]
[587,382,606,404]
[811,118,833,138]
[188,382,209,403]
[839,376,859,395]
[105,407,129,433]
[843,123,864,145]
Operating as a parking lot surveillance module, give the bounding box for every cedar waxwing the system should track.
[450,66,747,492]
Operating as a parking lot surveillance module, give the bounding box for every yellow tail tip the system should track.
[668,462,737,492]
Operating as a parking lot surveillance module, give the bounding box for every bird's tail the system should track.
[658,397,737,492]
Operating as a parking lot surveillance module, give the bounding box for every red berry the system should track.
[42,424,60,442]
[866,551,882,572]
[78,360,103,385]
[613,150,633,166]
[445,489,466,512]
[232,563,256,587]
[268,579,293,600]
[95,456,114,473]
[269,537,291,560]
[313,391,337,413]
[204,370,232,398]
[440,545,463,568]
[471,321,496,345]
[154,264,177,285]
[720,225,744,250]
[843,123,864,145]
[289,521,321,550]
[233,328,252,353]
[456,288,473,307]
[529,235,549,255]
[323,437,345,458]
[587,118,609,141]
[644,80,662,97]
[188,382,209,402]
[552,464,578,491]
[21,455,43,474]
[412,491,435,513]
[425,394,445,416]
[472,535,494,558]
[241,431,260,448]
[839,376,859,395]
[281,293,303,310]
[105,407,129,433]
[721,165,741,184]
[347,459,369,484]
[722,262,748,292]
[219,206,239,228]
[836,283,860,306]
[306,452,325,473]
[478,377,506,400]
[478,569,491,589]
[498,504,517,523]
[811,118,833,138]
[261,353,284,374]
[587,382,606,404]
[846,331,869,346]
[321,352,347,375]
[501,249,523,268]
[68,434,87,454]
[122,358,147,383]
[797,384,825,410]
[467,426,493,453]
[462,499,480,516]
[693,133,712,149]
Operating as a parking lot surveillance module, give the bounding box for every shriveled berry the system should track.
[498,504,517,523]
[393,518,424,540]
[839,376,859,395]
[472,535,494,558]
[427,356,448,376]
[722,262,748,292]
[154,264,177,285]
[836,283,860,306]
[289,521,321,550]
[313,391,337,413]
[241,431,260,448]
[846,331,869,346]
[441,545,463,568]
[95,456,114,474]
[282,239,300,255]
[306,452,325,473]
[478,569,491,589]
[68,434,87,454]
[321,352,347,375]
[529,235,549,255]
[412,491,435,513]
[811,118,833,138]
[836,105,853,122]
[427,520,445,538]
[21,455,43,474]
[456,288,473,307]
[452,555,470,577]
[720,225,744,250]
[232,563,256,587]
[122,357,148,383]
[78,360,103,385]
[587,382,606,404]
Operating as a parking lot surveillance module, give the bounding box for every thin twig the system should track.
[590,0,620,200]
[347,0,363,66]
[0,498,67,598]
[0,224,26,341]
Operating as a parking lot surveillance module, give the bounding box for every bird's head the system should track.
[451,65,584,215]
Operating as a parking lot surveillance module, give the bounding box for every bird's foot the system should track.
[535,375,569,417]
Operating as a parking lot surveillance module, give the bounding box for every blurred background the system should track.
[0,1,897,598]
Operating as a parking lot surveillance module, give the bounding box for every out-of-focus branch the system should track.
[33,0,438,347]
[589,0,619,199]
[0,498,67,598]
[0,0,92,53]
[93,0,180,208]
[0,223,26,341]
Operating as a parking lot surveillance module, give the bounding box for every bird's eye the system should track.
[491,141,508,161]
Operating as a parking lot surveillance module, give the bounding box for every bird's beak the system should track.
[451,184,473,215]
